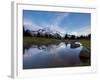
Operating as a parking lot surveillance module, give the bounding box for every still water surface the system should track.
[23,42,89,69]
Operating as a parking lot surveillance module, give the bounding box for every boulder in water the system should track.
[79,47,90,59]
[70,42,81,48]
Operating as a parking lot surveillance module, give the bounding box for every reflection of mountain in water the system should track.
[23,42,90,69]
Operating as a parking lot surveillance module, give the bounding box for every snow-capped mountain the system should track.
[24,26,62,38]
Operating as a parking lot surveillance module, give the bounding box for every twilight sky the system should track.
[23,10,91,36]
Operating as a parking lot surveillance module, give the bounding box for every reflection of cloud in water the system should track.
[24,42,83,58]
[58,42,66,48]
[24,48,43,58]
[23,42,85,69]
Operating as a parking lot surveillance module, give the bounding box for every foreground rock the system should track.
[79,47,90,59]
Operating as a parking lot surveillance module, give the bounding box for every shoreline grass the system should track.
[78,39,90,49]
[23,37,90,48]
[23,37,62,46]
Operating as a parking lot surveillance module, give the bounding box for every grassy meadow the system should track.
[23,37,90,49]
[23,37,62,46]
[79,39,90,48]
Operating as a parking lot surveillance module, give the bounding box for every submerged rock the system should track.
[79,47,90,59]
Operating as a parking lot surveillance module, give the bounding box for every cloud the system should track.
[70,32,78,36]
[23,19,42,31]
[49,13,70,37]
[70,26,91,36]
[52,13,70,27]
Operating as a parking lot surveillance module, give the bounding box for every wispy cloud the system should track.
[52,13,70,27]
[49,13,70,36]
[23,19,42,31]
[70,26,91,36]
